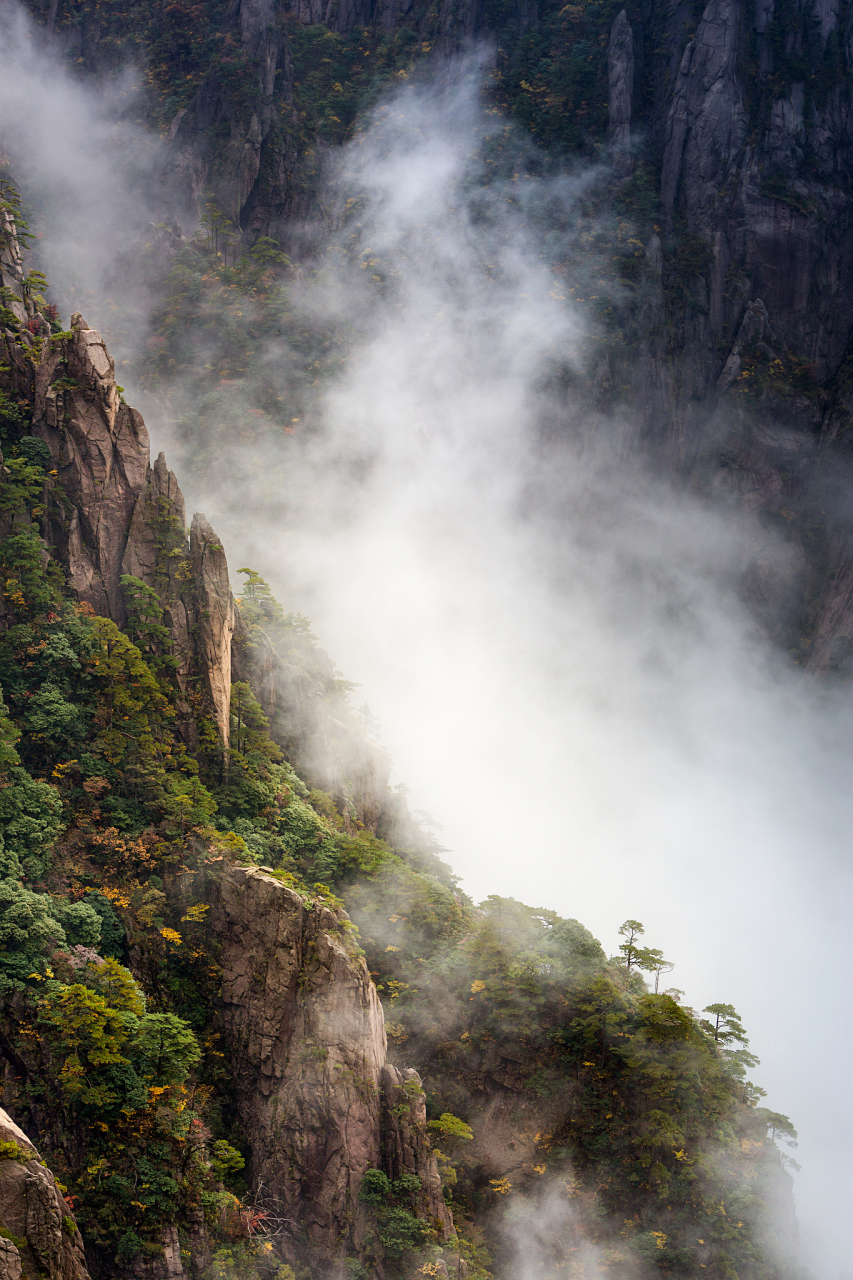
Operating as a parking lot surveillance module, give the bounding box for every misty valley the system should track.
[0,1,850,1280]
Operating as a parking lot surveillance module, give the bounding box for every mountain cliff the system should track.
[0,187,804,1278]
[0,6,828,1278]
[22,0,853,674]
[0,1108,90,1280]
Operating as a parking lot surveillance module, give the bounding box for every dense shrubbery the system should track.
[0,441,797,1274]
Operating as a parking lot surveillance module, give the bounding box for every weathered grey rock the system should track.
[0,1236,22,1280]
[0,211,29,329]
[661,0,748,231]
[182,866,452,1275]
[0,1109,90,1280]
[716,298,777,396]
[122,1225,187,1280]
[607,11,634,180]
[34,315,149,622]
[166,0,296,239]
[381,1066,454,1235]
[121,451,194,693]
[190,513,236,748]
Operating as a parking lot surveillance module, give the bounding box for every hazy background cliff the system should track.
[1,0,852,1274]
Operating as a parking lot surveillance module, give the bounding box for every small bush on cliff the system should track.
[359,1168,391,1205]
[378,1206,427,1256]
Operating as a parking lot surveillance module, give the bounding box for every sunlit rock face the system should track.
[31,315,237,746]
[178,865,452,1276]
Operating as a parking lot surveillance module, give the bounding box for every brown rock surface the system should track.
[0,1109,90,1280]
[181,865,451,1274]
[31,317,238,746]
[380,1066,454,1237]
[34,315,150,622]
[190,513,236,749]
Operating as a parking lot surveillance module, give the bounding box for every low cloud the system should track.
[0,25,849,1275]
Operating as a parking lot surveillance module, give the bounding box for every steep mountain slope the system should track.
[16,0,853,675]
[0,181,805,1280]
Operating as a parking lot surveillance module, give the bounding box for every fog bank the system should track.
[216,74,852,1276]
[0,14,850,1274]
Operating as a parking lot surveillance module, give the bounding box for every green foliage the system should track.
[0,876,70,985]
[428,1112,474,1143]
[209,1139,245,1179]
[133,1012,202,1084]
[0,761,63,879]
[115,1230,143,1263]
[0,391,30,449]
[636,993,693,1042]
[229,682,280,761]
[0,175,33,249]
[377,1206,427,1256]
[491,0,624,155]
[702,1002,749,1046]
[0,1226,29,1248]
[359,1169,428,1261]
[0,1140,30,1161]
[0,527,64,618]
[0,456,44,514]
[358,1168,391,1205]
[288,23,431,150]
[0,687,82,986]
[120,575,174,670]
[671,231,714,279]
[82,892,127,960]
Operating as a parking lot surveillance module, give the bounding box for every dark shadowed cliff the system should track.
[16,0,853,675]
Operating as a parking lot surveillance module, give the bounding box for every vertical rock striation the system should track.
[0,1109,90,1280]
[32,318,237,746]
[34,315,150,623]
[607,11,634,180]
[182,866,452,1275]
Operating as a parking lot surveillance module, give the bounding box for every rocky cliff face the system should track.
[601,0,853,673]
[30,314,236,746]
[6,204,394,815]
[21,306,389,814]
[56,0,850,675]
[0,264,440,1273]
[34,316,151,624]
[0,1109,90,1280]
[176,865,452,1276]
[167,0,301,246]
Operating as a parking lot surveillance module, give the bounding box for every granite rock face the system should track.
[31,317,237,746]
[607,10,634,180]
[1,250,389,802]
[600,0,853,672]
[182,866,452,1276]
[34,314,150,623]
[189,513,236,749]
[380,1065,453,1225]
[0,1109,90,1280]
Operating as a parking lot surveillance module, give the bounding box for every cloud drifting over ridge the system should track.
[211,71,851,1276]
[0,2,161,331]
[0,15,850,1272]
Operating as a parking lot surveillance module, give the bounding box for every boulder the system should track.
[0,1109,90,1280]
